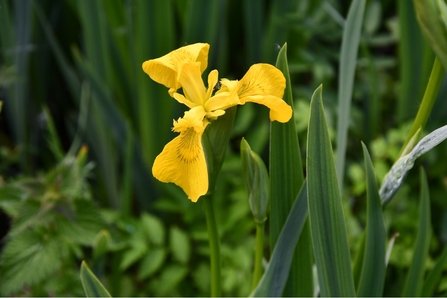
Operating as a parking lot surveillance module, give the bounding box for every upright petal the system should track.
[152,107,209,202]
[237,64,292,123]
[177,62,207,106]
[142,43,210,93]
[204,79,240,112]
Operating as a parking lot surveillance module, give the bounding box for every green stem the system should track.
[252,222,265,290]
[203,195,221,297]
[399,56,445,157]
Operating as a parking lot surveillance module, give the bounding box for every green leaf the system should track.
[141,213,165,246]
[271,43,310,297]
[93,230,110,259]
[399,57,444,157]
[250,181,308,297]
[138,248,167,280]
[149,264,188,296]
[397,0,431,122]
[169,226,191,264]
[0,230,65,295]
[421,246,447,296]
[203,106,237,193]
[80,261,111,297]
[402,167,432,296]
[357,143,386,296]
[380,124,447,204]
[119,240,148,271]
[240,138,270,224]
[414,0,447,70]
[336,0,366,190]
[306,85,355,297]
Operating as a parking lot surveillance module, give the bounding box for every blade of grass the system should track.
[136,0,175,167]
[397,0,428,122]
[1,0,32,171]
[421,246,447,296]
[250,182,308,297]
[35,2,153,210]
[357,143,386,296]
[307,84,355,297]
[243,0,264,64]
[184,0,227,71]
[262,0,298,64]
[271,43,311,296]
[402,167,432,296]
[335,0,366,191]
[76,1,121,208]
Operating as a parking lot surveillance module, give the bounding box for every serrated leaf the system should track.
[306,85,355,297]
[58,199,106,245]
[170,226,190,264]
[80,261,111,297]
[0,230,66,295]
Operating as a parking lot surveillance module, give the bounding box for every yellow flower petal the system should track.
[142,43,210,94]
[177,62,207,106]
[152,107,209,202]
[204,79,240,112]
[237,64,292,123]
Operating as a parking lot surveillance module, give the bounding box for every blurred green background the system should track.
[1,0,447,296]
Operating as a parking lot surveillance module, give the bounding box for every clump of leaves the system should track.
[0,147,105,296]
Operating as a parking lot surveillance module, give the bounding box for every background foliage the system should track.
[1,0,447,296]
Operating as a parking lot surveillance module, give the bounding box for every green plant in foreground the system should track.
[0,147,105,295]
[3,0,447,297]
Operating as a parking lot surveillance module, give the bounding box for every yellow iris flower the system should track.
[142,43,292,202]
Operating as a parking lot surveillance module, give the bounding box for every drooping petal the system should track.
[177,62,207,106]
[142,43,210,94]
[152,107,209,202]
[237,64,292,123]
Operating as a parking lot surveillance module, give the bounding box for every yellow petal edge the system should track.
[152,107,209,202]
[142,43,210,95]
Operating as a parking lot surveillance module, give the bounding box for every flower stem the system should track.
[399,56,444,157]
[252,222,265,290]
[203,194,221,297]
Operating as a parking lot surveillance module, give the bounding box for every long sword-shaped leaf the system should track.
[357,143,386,296]
[421,246,447,296]
[80,261,111,297]
[307,85,355,297]
[271,43,311,296]
[336,0,366,190]
[250,182,308,297]
[380,124,447,204]
[397,0,430,122]
[402,168,432,296]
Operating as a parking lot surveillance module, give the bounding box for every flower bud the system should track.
[240,138,270,224]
